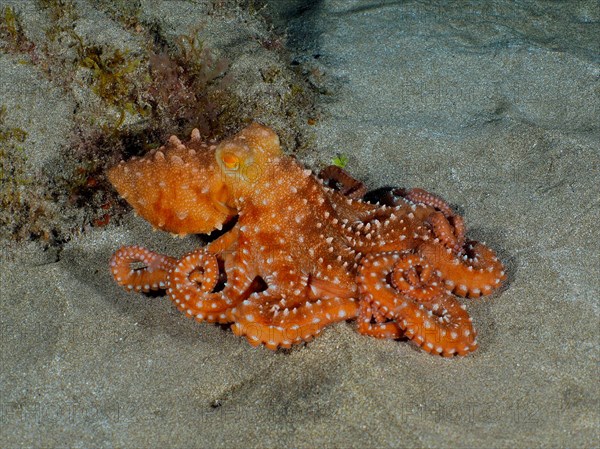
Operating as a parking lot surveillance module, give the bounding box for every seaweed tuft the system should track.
[77,45,148,129]
[0,105,52,242]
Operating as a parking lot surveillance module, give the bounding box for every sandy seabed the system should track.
[1,1,598,447]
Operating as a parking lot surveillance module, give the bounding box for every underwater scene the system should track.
[1,1,598,447]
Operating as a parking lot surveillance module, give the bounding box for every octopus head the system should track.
[108,123,282,237]
[108,129,234,236]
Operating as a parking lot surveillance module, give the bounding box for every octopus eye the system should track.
[221,152,240,170]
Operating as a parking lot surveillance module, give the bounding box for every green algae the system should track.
[0,105,41,241]
[0,6,35,55]
[331,154,349,169]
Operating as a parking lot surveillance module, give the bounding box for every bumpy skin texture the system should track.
[108,123,506,356]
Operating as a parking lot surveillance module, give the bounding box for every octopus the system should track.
[108,123,506,356]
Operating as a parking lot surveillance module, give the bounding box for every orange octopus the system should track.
[108,123,505,356]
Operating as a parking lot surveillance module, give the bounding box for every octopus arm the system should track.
[357,301,404,340]
[358,252,478,357]
[418,241,506,298]
[110,246,176,292]
[166,247,258,324]
[205,225,240,255]
[230,292,359,350]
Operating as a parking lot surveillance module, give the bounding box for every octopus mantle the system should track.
[108,123,506,356]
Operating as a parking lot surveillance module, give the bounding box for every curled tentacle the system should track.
[418,241,506,298]
[319,165,367,199]
[166,249,234,323]
[400,187,455,217]
[358,252,478,357]
[110,245,177,292]
[390,253,445,302]
[427,211,466,253]
[396,187,504,297]
[231,290,359,350]
[357,301,404,340]
[398,187,466,248]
